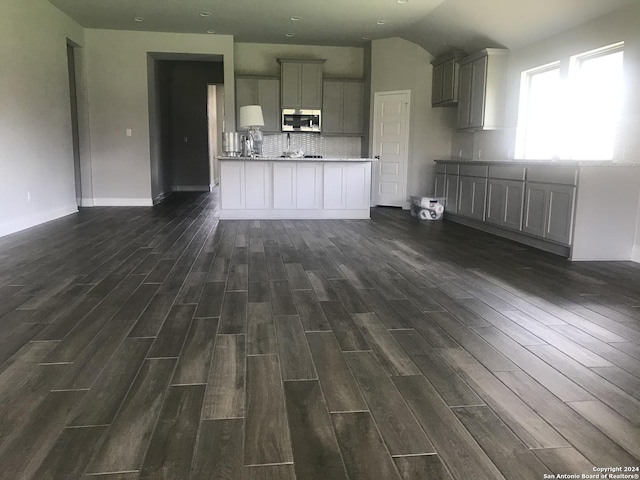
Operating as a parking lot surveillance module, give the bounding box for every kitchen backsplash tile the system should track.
[262,133,362,158]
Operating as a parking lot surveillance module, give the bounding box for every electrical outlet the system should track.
[126,129,132,137]
[27,191,31,202]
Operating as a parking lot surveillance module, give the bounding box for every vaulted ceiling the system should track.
[49,0,633,56]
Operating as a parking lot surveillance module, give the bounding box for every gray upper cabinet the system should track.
[431,52,465,107]
[278,58,325,109]
[235,76,280,134]
[322,79,365,135]
[457,48,509,131]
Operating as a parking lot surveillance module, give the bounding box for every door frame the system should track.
[371,89,411,208]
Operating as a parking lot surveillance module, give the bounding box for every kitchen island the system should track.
[218,156,376,220]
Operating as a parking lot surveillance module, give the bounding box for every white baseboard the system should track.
[171,185,210,192]
[81,198,95,207]
[632,245,640,263]
[93,198,153,207]
[0,205,78,238]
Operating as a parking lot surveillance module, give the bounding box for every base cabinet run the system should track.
[435,161,577,255]
[220,160,372,219]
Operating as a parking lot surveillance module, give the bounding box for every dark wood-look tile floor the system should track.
[1,191,640,479]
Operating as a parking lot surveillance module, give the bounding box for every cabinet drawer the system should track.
[489,165,525,181]
[436,163,447,174]
[527,166,577,185]
[446,164,460,175]
[459,165,488,177]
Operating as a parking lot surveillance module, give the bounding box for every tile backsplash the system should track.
[262,133,362,158]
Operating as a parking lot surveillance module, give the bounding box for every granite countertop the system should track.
[219,156,377,162]
[434,159,640,167]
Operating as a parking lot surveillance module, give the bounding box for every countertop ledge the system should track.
[434,159,640,167]
[219,156,377,162]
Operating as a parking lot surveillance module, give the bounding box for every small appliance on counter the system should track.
[222,132,241,157]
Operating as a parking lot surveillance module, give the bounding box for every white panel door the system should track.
[372,91,410,207]
[273,162,296,209]
[220,162,245,209]
[296,162,322,209]
[245,161,271,209]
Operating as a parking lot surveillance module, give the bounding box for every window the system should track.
[516,63,562,160]
[516,42,624,160]
[566,44,624,160]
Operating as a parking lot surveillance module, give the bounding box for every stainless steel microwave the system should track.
[282,109,321,132]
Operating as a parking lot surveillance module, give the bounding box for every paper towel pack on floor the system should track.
[409,196,445,220]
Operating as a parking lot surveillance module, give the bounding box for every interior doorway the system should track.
[66,43,82,206]
[372,90,410,208]
[207,84,225,188]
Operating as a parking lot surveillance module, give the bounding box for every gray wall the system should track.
[0,0,85,236]
[83,29,235,205]
[370,37,457,203]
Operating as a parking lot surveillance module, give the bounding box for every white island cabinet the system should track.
[219,157,374,220]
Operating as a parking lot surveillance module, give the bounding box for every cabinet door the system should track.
[296,162,322,209]
[323,163,347,209]
[523,183,547,238]
[471,177,487,220]
[281,62,302,108]
[545,185,575,245]
[457,62,472,129]
[502,180,525,231]
[432,63,444,105]
[469,56,487,129]
[445,175,459,213]
[322,81,343,134]
[458,176,475,217]
[345,163,371,210]
[235,78,258,128]
[301,63,323,109]
[458,176,486,220]
[441,58,456,104]
[220,162,245,209]
[485,180,504,226]
[245,162,271,209]
[273,162,296,209]
[342,81,364,135]
[257,78,281,133]
[434,173,446,198]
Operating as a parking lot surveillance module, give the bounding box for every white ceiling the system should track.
[49,0,633,55]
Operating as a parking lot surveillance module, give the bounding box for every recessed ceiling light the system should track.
[200,12,212,17]
[397,0,409,3]
[133,17,144,22]
[206,30,216,34]
[362,36,371,40]
[376,20,388,25]
[285,33,295,37]
[290,16,301,21]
